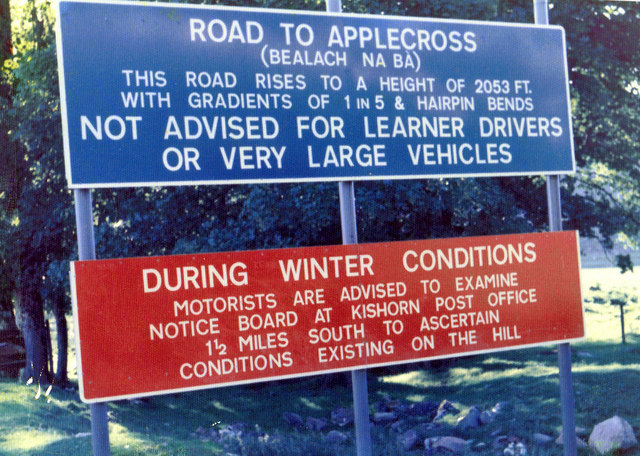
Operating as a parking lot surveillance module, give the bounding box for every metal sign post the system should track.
[338,179,372,456]
[533,1,578,455]
[73,189,111,455]
[326,0,372,452]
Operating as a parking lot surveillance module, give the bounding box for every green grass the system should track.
[1,267,639,455]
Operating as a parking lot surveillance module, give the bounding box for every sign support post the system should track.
[328,1,370,453]
[326,2,373,455]
[534,1,578,455]
[548,173,578,456]
[339,179,373,456]
[74,188,111,456]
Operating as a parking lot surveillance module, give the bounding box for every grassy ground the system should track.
[1,266,639,456]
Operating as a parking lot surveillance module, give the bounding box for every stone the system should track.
[414,422,443,438]
[282,412,304,428]
[588,416,638,454]
[457,406,482,430]
[503,442,527,456]
[383,399,407,413]
[491,402,513,415]
[479,410,496,425]
[426,436,470,454]
[473,441,488,452]
[399,429,419,451]
[217,424,241,440]
[390,419,407,433]
[532,433,555,446]
[575,426,589,437]
[330,407,354,427]
[375,394,392,410]
[305,416,327,432]
[407,400,439,419]
[558,425,589,437]
[555,434,588,449]
[373,412,397,424]
[434,400,459,421]
[325,430,349,444]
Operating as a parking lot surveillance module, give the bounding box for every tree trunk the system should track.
[53,294,68,386]
[0,293,19,331]
[18,281,51,385]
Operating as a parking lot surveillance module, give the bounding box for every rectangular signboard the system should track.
[56,0,575,188]
[71,231,583,402]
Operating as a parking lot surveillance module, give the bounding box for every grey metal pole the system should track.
[533,0,549,24]
[74,189,111,456]
[339,181,372,456]
[326,3,372,455]
[534,2,577,455]
[547,176,577,456]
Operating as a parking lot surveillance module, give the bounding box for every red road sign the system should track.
[71,231,584,402]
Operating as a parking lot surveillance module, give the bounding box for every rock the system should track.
[491,402,513,415]
[558,425,589,437]
[373,412,397,424]
[375,394,392,411]
[588,416,638,454]
[305,416,327,432]
[381,399,406,414]
[217,426,235,440]
[282,412,304,428]
[414,422,444,438]
[555,433,588,449]
[330,407,354,427]
[575,426,589,437]
[434,400,459,421]
[473,441,488,452]
[532,433,555,446]
[457,406,482,430]
[390,419,407,433]
[193,425,217,441]
[503,442,527,456]
[426,436,470,454]
[424,437,438,453]
[325,430,349,444]
[399,429,419,451]
[407,400,439,419]
[479,410,496,425]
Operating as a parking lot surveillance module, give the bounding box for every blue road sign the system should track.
[56,0,575,188]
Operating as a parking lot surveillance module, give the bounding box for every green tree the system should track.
[5,0,71,385]
[554,1,640,251]
[0,0,20,335]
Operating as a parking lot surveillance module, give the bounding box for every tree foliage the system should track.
[1,0,640,385]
